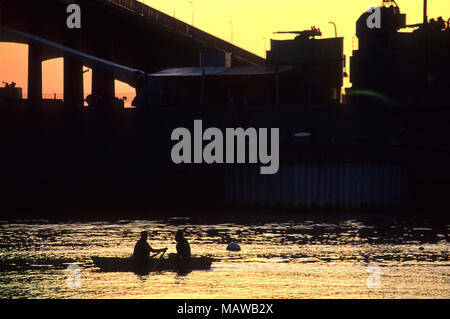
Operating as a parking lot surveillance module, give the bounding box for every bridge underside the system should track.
[0,0,264,104]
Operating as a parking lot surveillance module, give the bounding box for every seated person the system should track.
[133,231,167,262]
[175,230,191,259]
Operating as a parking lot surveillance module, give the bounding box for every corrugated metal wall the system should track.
[225,164,409,207]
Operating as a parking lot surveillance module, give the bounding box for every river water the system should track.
[0,214,448,299]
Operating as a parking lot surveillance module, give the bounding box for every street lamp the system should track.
[229,21,233,43]
[190,1,194,26]
[329,21,337,38]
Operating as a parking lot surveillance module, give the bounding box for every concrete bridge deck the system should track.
[0,0,264,104]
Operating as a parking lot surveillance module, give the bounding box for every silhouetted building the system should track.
[267,28,344,104]
[0,82,22,101]
[134,28,345,108]
[348,2,450,106]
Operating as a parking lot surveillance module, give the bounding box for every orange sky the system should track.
[0,0,449,96]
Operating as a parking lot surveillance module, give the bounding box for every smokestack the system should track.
[423,0,428,24]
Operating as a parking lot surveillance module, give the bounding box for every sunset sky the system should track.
[0,0,449,97]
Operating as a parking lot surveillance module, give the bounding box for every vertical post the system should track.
[200,70,206,105]
[92,69,115,103]
[329,22,337,38]
[64,29,84,106]
[275,65,279,106]
[27,1,43,103]
[190,1,194,26]
[229,21,233,44]
[0,0,6,40]
[64,58,84,106]
[27,44,42,102]
[91,30,115,104]
[423,0,429,93]
[274,49,280,106]
[423,0,428,24]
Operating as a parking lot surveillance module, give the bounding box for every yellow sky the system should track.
[0,0,449,95]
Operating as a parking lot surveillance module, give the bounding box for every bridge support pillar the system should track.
[27,44,42,102]
[91,33,115,104]
[64,58,84,106]
[64,30,84,107]
[92,69,115,104]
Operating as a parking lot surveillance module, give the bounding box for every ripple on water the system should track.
[0,217,449,298]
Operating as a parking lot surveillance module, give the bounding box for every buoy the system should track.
[227,242,241,252]
[419,247,424,251]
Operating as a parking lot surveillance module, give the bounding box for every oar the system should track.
[150,249,167,272]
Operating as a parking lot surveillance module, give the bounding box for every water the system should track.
[0,215,448,299]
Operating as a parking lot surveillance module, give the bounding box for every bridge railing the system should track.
[105,0,220,43]
[101,0,264,65]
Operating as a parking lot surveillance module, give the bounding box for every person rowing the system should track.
[133,231,167,262]
[172,229,191,259]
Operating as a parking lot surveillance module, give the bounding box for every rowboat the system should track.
[91,256,213,274]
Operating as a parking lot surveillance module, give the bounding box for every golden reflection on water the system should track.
[0,218,448,298]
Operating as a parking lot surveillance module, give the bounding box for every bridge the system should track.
[0,0,265,105]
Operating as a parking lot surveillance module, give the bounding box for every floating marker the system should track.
[227,242,241,252]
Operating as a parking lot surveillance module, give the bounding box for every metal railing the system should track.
[99,0,264,65]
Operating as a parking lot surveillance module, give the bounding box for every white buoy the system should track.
[227,242,241,252]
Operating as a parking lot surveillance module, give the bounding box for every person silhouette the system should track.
[175,230,191,258]
[133,231,167,262]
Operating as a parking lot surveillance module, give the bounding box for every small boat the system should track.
[91,256,213,274]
